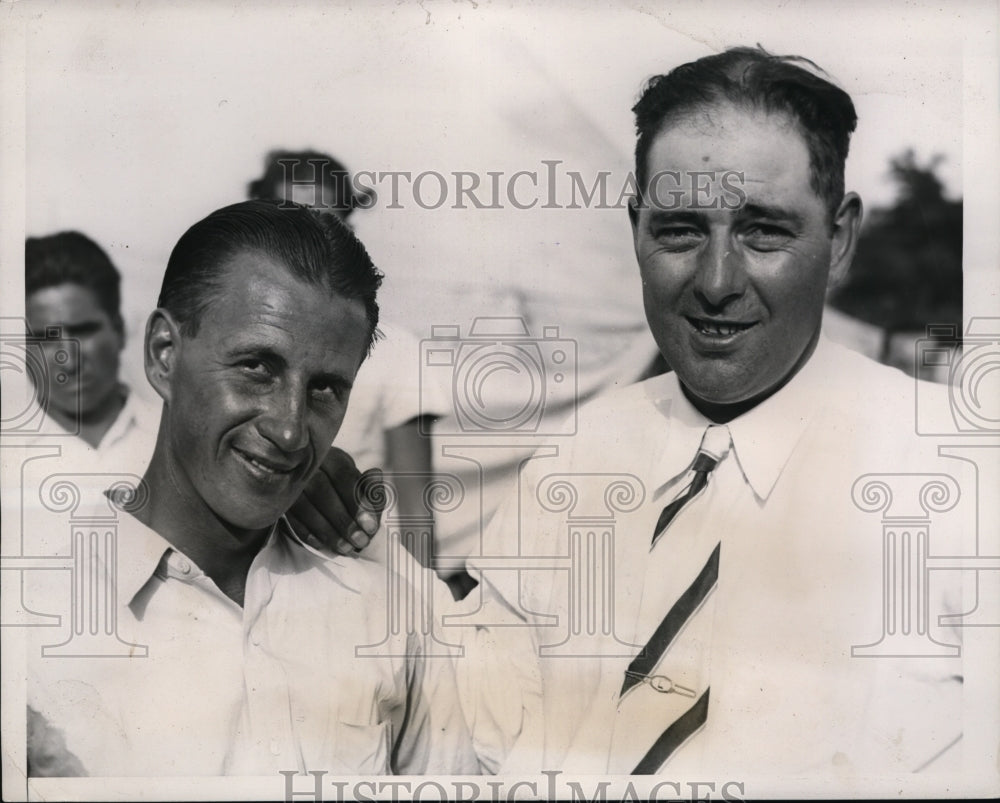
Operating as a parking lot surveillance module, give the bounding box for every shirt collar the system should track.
[725,336,834,500]
[111,507,175,608]
[113,506,370,611]
[117,512,311,615]
[651,336,834,501]
[647,376,716,488]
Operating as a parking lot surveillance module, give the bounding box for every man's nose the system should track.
[256,385,310,453]
[692,235,747,308]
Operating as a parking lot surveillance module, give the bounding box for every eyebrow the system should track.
[737,203,806,227]
[645,210,705,225]
[229,344,355,391]
[49,320,104,336]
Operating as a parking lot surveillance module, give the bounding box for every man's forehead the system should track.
[26,282,108,321]
[641,105,820,212]
[213,250,338,310]
[206,267,364,353]
[650,106,807,167]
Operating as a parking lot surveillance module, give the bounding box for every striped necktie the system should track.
[621,423,731,774]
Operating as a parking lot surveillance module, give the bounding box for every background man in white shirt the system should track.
[462,46,976,783]
[25,231,157,461]
[27,199,475,776]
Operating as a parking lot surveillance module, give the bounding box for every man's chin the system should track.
[676,368,756,405]
[216,500,294,536]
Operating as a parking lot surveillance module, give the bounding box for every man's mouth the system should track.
[687,317,756,337]
[233,447,298,477]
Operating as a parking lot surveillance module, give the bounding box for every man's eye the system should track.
[654,228,702,249]
[239,360,270,377]
[743,224,791,249]
[310,382,346,404]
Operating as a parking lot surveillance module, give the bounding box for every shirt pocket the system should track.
[323,719,392,775]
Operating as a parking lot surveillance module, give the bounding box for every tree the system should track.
[829,149,963,360]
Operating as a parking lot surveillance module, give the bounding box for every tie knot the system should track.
[698,424,731,464]
[691,451,718,474]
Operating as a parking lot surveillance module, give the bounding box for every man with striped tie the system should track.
[459,46,972,784]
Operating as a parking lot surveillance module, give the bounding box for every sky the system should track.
[1,0,997,393]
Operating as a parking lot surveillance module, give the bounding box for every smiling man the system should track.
[463,47,968,780]
[631,96,860,422]
[27,200,476,776]
[23,231,381,561]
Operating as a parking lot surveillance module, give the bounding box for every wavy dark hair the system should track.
[158,199,382,353]
[25,231,123,334]
[632,45,858,221]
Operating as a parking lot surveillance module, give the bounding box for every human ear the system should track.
[828,192,863,287]
[628,193,643,256]
[144,309,182,404]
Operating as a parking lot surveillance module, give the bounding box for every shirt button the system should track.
[177,558,192,574]
[269,739,281,756]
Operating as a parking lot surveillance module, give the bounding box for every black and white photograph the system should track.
[1,0,998,799]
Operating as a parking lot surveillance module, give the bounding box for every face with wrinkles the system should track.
[151,251,370,532]
[630,103,860,421]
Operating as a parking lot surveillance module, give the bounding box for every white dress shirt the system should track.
[461,338,970,778]
[26,508,478,776]
[19,384,160,477]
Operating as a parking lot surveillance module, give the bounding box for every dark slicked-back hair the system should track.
[247,149,374,220]
[633,46,858,219]
[158,199,382,353]
[25,231,123,332]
